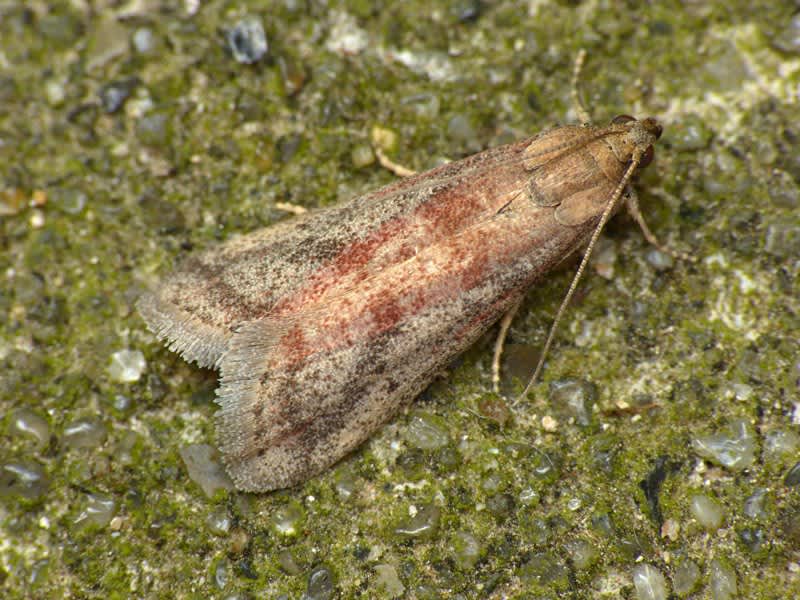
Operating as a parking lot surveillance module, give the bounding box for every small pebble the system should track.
[350,143,374,169]
[99,78,139,113]
[450,531,482,570]
[108,349,146,383]
[671,557,700,597]
[405,412,449,450]
[51,187,87,215]
[690,494,724,530]
[132,27,157,54]
[452,0,484,22]
[738,526,767,553]
[325,11,368,56]
[304,565,335,600]
[228,528,250,556]
[114,430,139,465]
[85,17,129,71]
[476,396,511,426]
[549,378,596,427]
[729,382,753,400]
[73,492,116,529]
[136,112,170,146]
[785,461,800,487]
[520,515,550,545]
[691,419,756,470]
[646,248,674,271]
[670,114,712,151]
[401,93,440,120]
[743,488,768,519]
[207,509,232,536]
[227,16,268,64]
[63,417,107,449]
[278,549,302,575]
[214,558,229,589]
[0,187,26,216]
[486,493,514,520]
[277,55,307,96]
[9,408,50,448]
[373,564,405,596]
[709,559,737,600]
[271,501,304,537]
[333,469,356,500]
[29,558,50,587]
[179,444,234,497]
[447,113,479,151]
[0,460,49,499]
[661,518,680,541]
[775,13,800,52]
[632,564,668,600]
[45,79,66,106]
[564,539,596,570]
[518,487,539,507]
[394,504,440,540]
[111,394,132,412]
[518,552,570,590]
[763,428,800,463]
[764,222,800,259]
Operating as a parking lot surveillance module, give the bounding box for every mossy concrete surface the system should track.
[1,1,798,598]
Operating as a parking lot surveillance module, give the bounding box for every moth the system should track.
[138,58,672,491]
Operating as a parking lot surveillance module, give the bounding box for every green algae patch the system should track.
[1,1,799,598]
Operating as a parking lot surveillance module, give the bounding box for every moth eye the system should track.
[639,145,655,168]
[652,122,663,139]
[611,114,635,125]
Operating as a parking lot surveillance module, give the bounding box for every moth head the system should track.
[609,115,662,169]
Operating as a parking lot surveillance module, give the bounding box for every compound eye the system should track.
[652,122,663,139]
[639,145,655,168]
[611,114,635,125]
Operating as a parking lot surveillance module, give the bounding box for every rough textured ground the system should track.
[1,1,798,598]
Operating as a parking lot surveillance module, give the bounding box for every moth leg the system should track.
[625,188,695,262]
[375,147,416,177]
[491,299,522,394]
[571,49,592,124]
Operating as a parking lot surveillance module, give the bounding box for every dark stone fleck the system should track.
[237,559,258,580]
[639,455,681,526]
[738,527,767,553]
[452,0,483,22]
[226,16,268,64]
[589,434,620,474]
[99,77,140,113]
[648,20,673,35]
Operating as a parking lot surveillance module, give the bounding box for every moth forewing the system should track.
[138,138,542,370]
